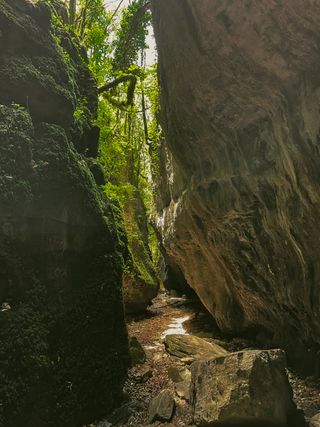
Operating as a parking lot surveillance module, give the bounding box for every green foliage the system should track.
[56,0,161,285]
[103,182,135,208]
[112,0,152,72]
[77,0,113,79]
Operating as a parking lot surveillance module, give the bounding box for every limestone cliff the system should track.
[0,1,129,426]
[152,0,320,372]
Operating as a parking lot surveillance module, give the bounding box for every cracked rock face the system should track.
[190,349,297,426]
[152,0,320,371]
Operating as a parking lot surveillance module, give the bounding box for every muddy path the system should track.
[97,293,320,427]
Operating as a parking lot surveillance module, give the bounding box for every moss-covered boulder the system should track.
[0,1,129,426]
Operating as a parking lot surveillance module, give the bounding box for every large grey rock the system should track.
[152,0,320,373]
[164,333,227,362]
[148,389,175,423]
[190,349,297,426]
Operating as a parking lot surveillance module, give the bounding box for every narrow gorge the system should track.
[0,0,320,427]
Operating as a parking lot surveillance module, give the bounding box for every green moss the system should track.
[0,105,34,207]
[0,105,130,426]
[0,284,51,427]
[0,3,129,421]
[0,257,129,427]
[121,187,159,289]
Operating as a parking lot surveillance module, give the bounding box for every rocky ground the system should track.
[93,293,320,427]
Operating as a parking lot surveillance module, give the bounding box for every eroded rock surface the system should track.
[164,333,227,362]
[152,0,320,371]
[190,349,297,426]
[0,1,129,426]
[148,389,175,423]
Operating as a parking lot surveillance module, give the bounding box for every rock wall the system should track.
[122,187,159,314]
[152,0,320,371]
[0,1,129,426]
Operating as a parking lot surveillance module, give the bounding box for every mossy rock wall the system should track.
[122,188,159,314]
[0,1,129,426]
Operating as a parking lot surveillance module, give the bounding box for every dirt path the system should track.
[98,293,320,426]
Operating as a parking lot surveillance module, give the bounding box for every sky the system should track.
[104,0,157,65]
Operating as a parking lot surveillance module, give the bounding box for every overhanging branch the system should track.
[98,75,138,106]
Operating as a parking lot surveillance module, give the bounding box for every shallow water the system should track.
[161,314,190,338]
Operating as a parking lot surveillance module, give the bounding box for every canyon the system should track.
[1,0,320,426]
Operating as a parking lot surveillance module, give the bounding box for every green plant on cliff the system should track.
[76,0,161,298]
[49,0,160,303]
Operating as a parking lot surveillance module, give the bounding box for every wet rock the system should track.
[310,413,320,427]
[148,389,175,423]
[129,336,146,366]
[190,349,297,426]
[164,334,227,362]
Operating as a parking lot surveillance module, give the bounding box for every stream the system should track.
[92,293,320,427]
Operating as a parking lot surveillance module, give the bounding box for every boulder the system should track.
[148,389,175,423]
[190,349,297,426]
[123,272,158,314]
[164,334,227,362]
[152,0,320,372]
